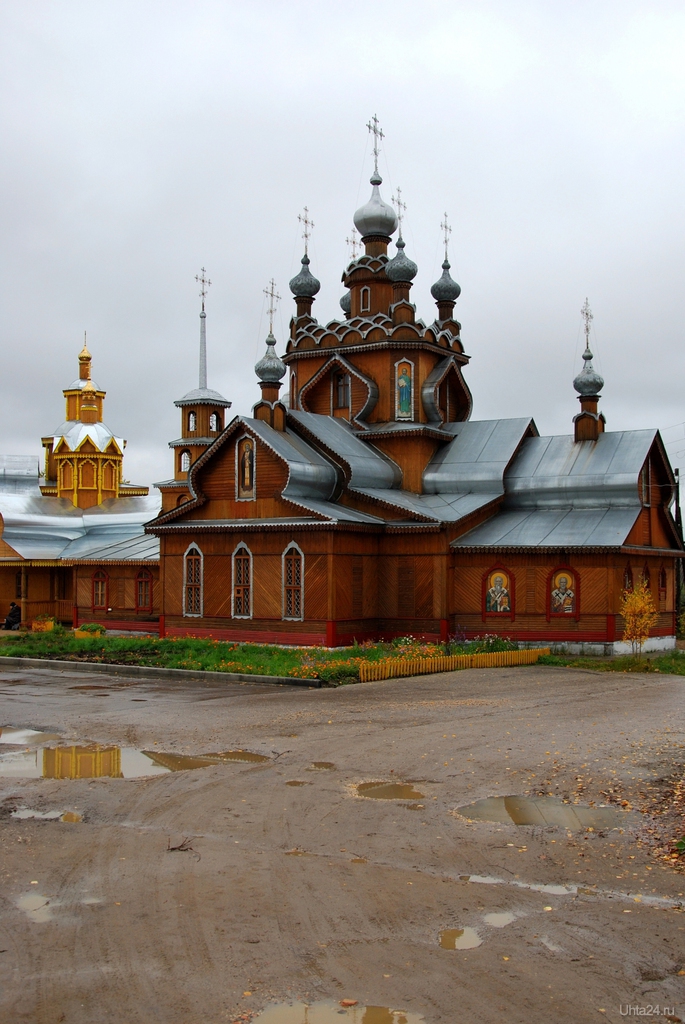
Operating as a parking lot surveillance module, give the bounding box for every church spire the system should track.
[289,208,321,317]
[573,298,605,442]
[431,213,461,321]
[195,267,211,390]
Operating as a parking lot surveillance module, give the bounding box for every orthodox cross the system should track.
[440,213,452,261]
[264,278,281,333]
[581,297,593,348]
[346,227,360,259]
[366,113,384,176]
[195,267,211,311]
[392,187,406,235]
[298,206,314,255]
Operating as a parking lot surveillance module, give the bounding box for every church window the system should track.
[360,287,371,313]
[232,545,252,618]
[642,564,651,589]
[136,570,152,612]
[60,461,73,490]
[188,411,197,432]
[92,571,108,609]
[283,544,304,620]
[80,460,96,489]
[209,412,219,432]
[184,546,202,616]
[335,373,350,409]
[623,565,633,591]
[658,566,667,598]
[179,450,191,473]
[103,462,116,490]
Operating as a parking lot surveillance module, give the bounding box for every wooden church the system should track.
[146,130,683,653]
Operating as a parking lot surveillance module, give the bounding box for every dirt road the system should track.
[0,663,684,1023]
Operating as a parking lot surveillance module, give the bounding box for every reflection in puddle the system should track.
[439,927,482,950]
[456,795,633,830]
[253,1002,423,1022]
[284,850,312,857]
[0,734,272,779]
[483,912,515,928]
[309,762,335,770]
[11,808,82,822]
[357,782,425,801]
[17,893,53,923]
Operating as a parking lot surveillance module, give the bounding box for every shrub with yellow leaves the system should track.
[620,580,658,658]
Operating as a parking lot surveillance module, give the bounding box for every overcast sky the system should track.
[2,1,685,489]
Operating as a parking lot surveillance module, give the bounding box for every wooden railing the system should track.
[358,648,551,683]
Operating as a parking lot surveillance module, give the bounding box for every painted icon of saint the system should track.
[239,440,254,496]
[486,574,510,613]
[397,364,412,418]
[551,574,575,614]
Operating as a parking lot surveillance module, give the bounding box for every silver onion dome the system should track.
[573,345,604,396]
[353,172,398,239]
[255,331,286,383]
[385,236,417,283]
[289,254,321,298]
[430,259,461,302]
[339,290,352,316]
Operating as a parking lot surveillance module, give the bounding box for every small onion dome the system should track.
[573,346,604,396]
[339,290,352,316]
[353,172,398,239]
[385,236,417,283]
[289,253,320,298]
[255,331,286,383]
[430,259,461,302]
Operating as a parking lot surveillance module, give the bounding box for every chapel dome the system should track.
[385,237,418,283]
[289,254,321,298]
[573,347,604,396]
[430,259,461,302]
[353,173,398,240]
[255,332,286,383]
[339,290,352,316]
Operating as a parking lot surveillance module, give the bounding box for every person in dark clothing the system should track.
[3,602,21,630]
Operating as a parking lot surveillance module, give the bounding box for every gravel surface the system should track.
[0,663,684,1023]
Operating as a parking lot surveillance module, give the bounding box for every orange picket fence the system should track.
[358,648,551,683]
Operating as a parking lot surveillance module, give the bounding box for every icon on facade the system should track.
[550,570,575,614]
[237,438,255,499]
[396,360,413,420]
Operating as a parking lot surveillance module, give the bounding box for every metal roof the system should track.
[0,456,41,495]
[288,412,400,489]
[452,506,641,549]
[245,418,338,501]
[51,420,124,454]
[424,418,535,494]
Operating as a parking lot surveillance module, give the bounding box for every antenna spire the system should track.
[263,279,281,334]
[581,297,593,349]
[366,113,385,178]
[440,213,452,262]
[298,207,314,255]
[392,187,407,236]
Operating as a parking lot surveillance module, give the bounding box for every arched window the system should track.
[283,544,304,620]
[658,566,668,597]
[623,565,633,591]
[15,572,22,600]
[209,412,219,432]
[642,564,651,589]
[92,570,108,609]
[60,461,73,490]
[335,373,350,409]
[103,461,116,490]
[232,545,252,618]
[180,450,191,473]
[188,411,197,432]
[360,286,371,313]
[176,494,189,506]
[184,546,202,616]
[136,569,152,612]
[80,460,96,489]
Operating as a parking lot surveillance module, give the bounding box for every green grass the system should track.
[539,650,685,674]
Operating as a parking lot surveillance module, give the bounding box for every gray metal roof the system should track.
[288,412,400,489]
[174,386,231,407]
[50,420,124,454]
[452,506,641,549]
[0,456,41,495]
[424,418,535,494]
[66,533,160,561]
[245,418,338,501]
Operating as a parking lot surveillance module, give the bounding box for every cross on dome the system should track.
[195,267,211,312]
[346,227,360,259]
[298,207,314,255]
[581,297,593,348]
[392,187,407,235]
[366,114,384,177]
[440,213,452,261]
[264,278,281,333]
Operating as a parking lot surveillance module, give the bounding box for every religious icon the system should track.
[550,570,575,615]
[237,438,255,499]
[486,570,511,613]
[396,361,413,420]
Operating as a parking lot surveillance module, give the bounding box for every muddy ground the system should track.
[0,662,684,1024]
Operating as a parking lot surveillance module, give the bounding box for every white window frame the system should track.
[282,542,305,621]
[360,286,371,313]
[231,542,253,619]
[183,542,203,618]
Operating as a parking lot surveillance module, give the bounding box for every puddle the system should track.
[456,795,633,830]
[439,927,482,950]
[253,1002,423,1023]
[17,893,53,923]
[286,781,307,787]
[0,727,60,746]
[11,808,82,822]
[309,762,335,770]
[68,685,112,690]
[483,912,516,928]
[357,782,425,801]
